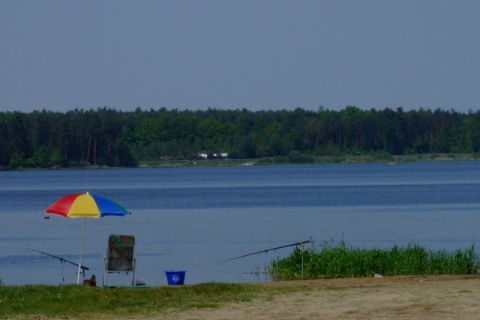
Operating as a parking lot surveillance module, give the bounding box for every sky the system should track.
[1,0,479,114]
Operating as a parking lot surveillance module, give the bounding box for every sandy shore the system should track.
[155,275,480,320]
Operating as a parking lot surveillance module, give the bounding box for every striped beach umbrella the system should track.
[45,192,131,284]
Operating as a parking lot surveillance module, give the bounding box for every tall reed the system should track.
[269,241,479,280]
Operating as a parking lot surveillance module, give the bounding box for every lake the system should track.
[1,161,480,286]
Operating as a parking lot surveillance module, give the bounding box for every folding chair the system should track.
[103,235,136,286]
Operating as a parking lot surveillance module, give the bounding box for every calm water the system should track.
[1,161,480,286]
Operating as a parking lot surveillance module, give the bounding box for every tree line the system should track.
[0,106,479,169]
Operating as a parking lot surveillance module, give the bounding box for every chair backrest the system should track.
[106,235,135,272]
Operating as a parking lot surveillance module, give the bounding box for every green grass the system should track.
[2,241,479,318]
[269,242,479,280]
[138,153,480,169]
[0,282,309,319]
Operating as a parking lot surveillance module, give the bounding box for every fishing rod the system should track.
[25,247,89,272]
[221,240,310,263]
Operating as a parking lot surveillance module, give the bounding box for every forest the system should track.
[0,106,479,169]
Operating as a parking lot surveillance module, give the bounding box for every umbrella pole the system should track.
[77,218,87,285]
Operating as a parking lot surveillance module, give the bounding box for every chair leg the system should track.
[132,259,136,286]
[103,258,107,287]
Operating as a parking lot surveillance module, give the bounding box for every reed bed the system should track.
[269,242,479,280]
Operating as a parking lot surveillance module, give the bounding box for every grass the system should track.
[269,241,479,280]
[0,282,310,319]
[138,153,480,168]
[2,240,479,318]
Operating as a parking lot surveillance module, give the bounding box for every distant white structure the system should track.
[198,152,228,159]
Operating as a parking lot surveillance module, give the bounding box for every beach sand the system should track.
[156,275,480,320]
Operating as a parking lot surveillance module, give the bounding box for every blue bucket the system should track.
[165,271,186,285]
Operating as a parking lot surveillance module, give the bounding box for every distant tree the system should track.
[1,106,479,168]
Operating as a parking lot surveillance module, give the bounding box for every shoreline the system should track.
[3,275,480,319]
[2,153,479,171]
